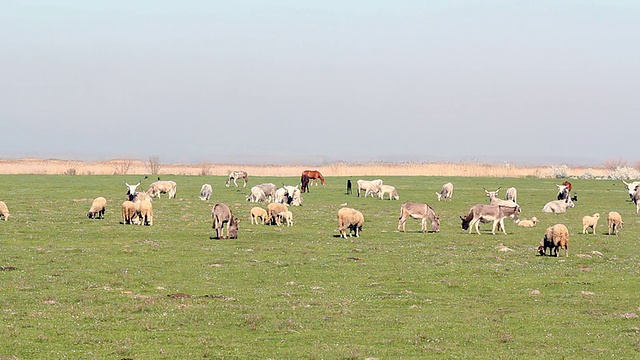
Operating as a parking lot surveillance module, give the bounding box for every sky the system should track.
[1,1,639,166]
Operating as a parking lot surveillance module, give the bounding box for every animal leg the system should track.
[421,218,428,232]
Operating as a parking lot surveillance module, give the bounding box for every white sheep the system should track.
[199,184,212,201]
[582,213,600,234]
[87,197,107,219]
[539,223,569,257]
[337,207,364,239]
[250,207,268,225]
[0,201,10,221]
[517,216,538,227]
[607,211,623,235]
[278,210,293,227]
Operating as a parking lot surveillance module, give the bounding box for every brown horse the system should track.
[302,170,325,186]
[300,174,310,193]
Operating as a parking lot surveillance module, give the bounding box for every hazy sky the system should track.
[2,1,638,166]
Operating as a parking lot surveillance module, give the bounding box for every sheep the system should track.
[378,184,399,200]
[505,187,517,203]
[267,202,288,226]
[250,207,268,225]
[582,213,600,234]
[199,184,212,201]
[337,207,364,239]
[246,186,267,203]
[542,198,575,213]
[607,211,623,235]
[87,197,107,219]
[278,210,293,227]
[517,216,538,227]
[0,201,10,221]
[146,180,177,199]
[136,199,153,226]
[436,182,453,201]
[121,201,138,225]
[538,224,569,257]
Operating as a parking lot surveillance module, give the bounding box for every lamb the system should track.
[246,186,267,203]
[136,199,153,226]
[538,223,569,257]
[278,210,294,227]
[199,184,212,201]
[0,201,10,221]
[607,211,623,235]
[87,197,107,219]
[337,207,364,239]
[517,216,538,227]
[436,182,453,201]
[542,198,575,213]
[250,207,268,225]
[378,184,399,200]
[121,201,138,225]
[267,202,288,226]
[147,180,177,199]
[505,187,517,203]
[582,213,600,234]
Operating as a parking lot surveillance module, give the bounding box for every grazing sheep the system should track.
[87,197,107,219]
[278,210,294,227]
[607,211,623,235]
[582,213,600,234]
[199,184,212,201]
[250,207,268,225]
[147,180,177,199]
[542,198,575,213]
[378,184,399,200]
[436,182,453,202]
[267,202,288,226]
[337,207,364,239]
[0,201,10,221]
[538,224,569,257]
[121,201,138,225]
[517,216,538,227]
[246,186,267,203]
[136,199,153,226]
[505,187,517,203]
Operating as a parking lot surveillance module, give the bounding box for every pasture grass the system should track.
[0,175,639,359]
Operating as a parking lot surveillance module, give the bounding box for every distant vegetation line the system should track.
[0,158,610,178]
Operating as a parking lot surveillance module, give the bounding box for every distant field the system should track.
[0,158,609,177]
[0,174,639,358]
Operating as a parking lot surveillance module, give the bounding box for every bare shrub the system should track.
[603,159,627,171]
[550,164,569,179]
[579,169,596,180]
[63,168,77,176]
[147,156,161,175]
[608,166,640,180]
[200,163,211,176]
[112,159,133,175]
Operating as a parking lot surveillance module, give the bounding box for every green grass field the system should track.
[0,175,639,359]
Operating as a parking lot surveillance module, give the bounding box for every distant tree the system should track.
[147,156,161,175]
[112,159,133,175]
[603,158,627,171]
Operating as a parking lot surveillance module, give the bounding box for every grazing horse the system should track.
[300,174,311,193]
[302,170,325,186]
[226,171,249,187]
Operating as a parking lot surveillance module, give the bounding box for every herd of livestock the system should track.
[1,170,638,258]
